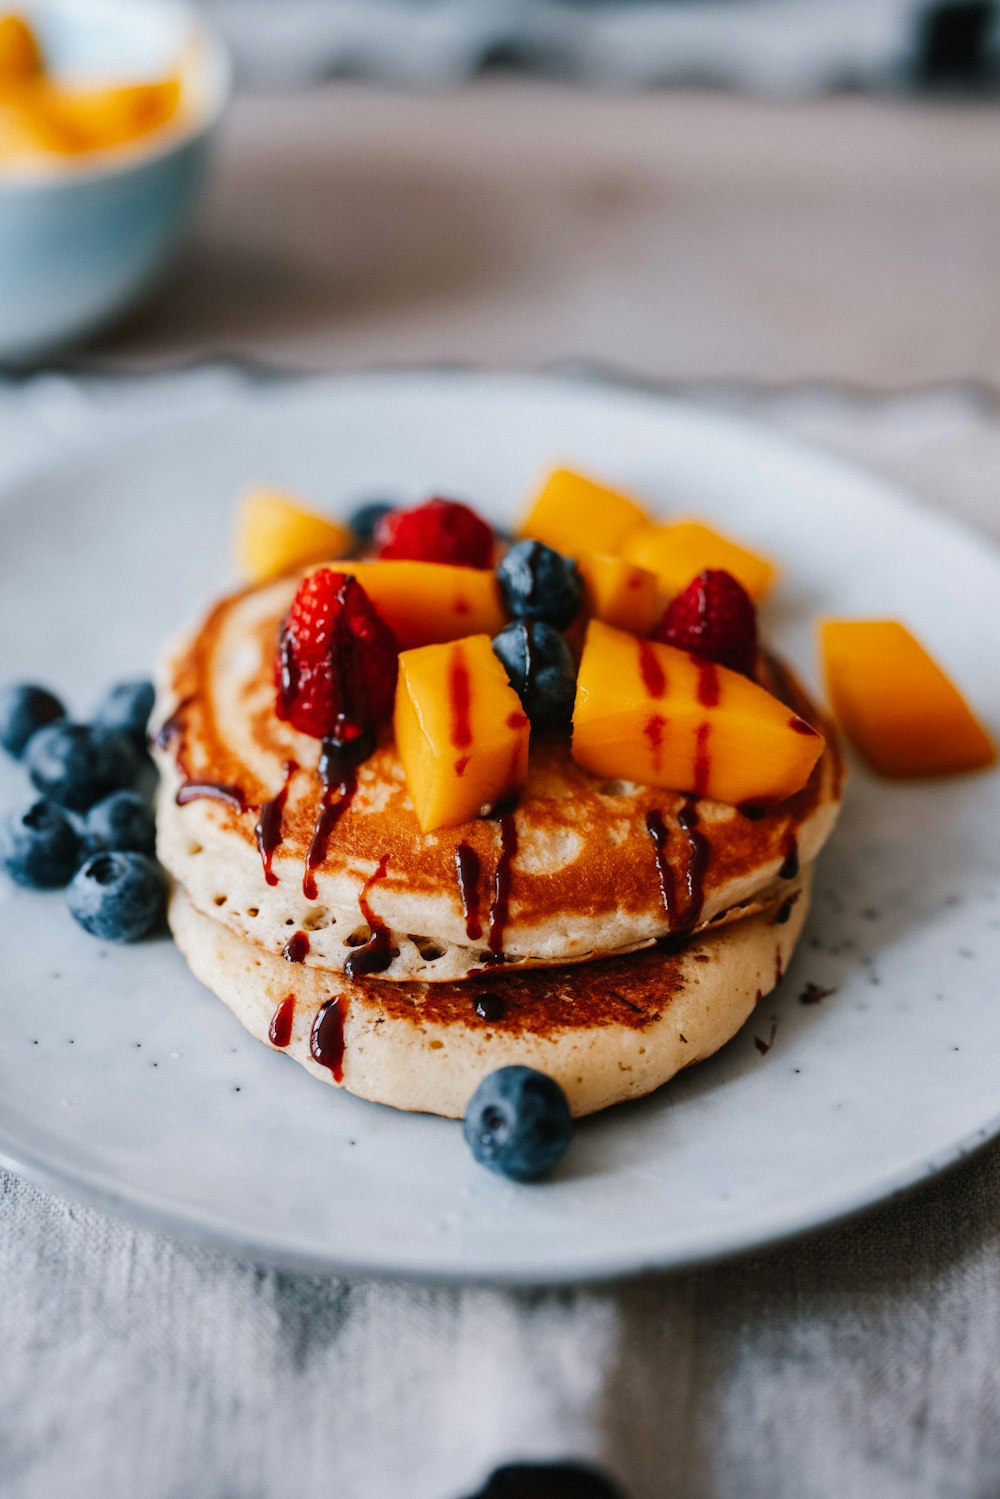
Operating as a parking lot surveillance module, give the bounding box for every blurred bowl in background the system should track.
[0,0,229,365]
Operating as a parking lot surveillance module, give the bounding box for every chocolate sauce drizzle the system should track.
[645,796,710,945]
[255,760,297,887]
[473,991,505,1022]
[283,931,310,963]
[344,854,394,979]
[268,994,296,1049]
[302,730,375,901]
[455,843,483,941]
[153,695,193,753]
[778,831,799,880]
[487,813,518,960]
[175,780,248,813]
[310,997,347,1081]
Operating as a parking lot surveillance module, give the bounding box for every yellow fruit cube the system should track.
[520,468,649,557]
[577,551,660,635]
[339,560,506,649]
[572,620,823,804]
[622,520,777,602]
[236,487,352,583]
[820,619,995,778]
[395,635,530,831]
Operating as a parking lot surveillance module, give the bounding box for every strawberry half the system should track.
[652,568,758,677]
[374,497,494,569]
[275,569,398,740]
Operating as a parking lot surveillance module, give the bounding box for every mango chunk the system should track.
[236,487,352,583]
[520,468,649,558]
[622,520,777,602]
[572,620,823,804]
[395,635,530,831]
[0,15,43,83]
[328,560,506,650]
[577,551,660,635]
[820,619,995,778]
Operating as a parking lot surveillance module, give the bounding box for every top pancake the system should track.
[153,575,843,981]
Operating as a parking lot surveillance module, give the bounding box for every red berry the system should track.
[275,569,398,740]
[374,497,494,569]
[652,568,758,676]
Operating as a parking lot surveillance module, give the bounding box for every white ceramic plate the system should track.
[1,370,997,1284]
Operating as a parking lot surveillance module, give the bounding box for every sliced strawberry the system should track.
[275,569,398,740]
[374,497,494,569]
[652,568,758,677]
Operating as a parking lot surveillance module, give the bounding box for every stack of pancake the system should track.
[153,575,843,1118]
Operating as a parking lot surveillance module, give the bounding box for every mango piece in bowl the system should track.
[572,619,823,804]
[820,619,995,778]
[236,487,352,583]
[0,14,42,83]
[520,468,649,558]
[0,12,183,164]
[577,551,659,635]
[395,635,530,831]
[622,520,777,602]
[337,560,506,649]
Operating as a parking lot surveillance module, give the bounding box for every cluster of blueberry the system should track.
[0,681,166,942]
[493,540,581,730]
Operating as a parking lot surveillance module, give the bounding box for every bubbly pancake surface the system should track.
[153,576,843,981]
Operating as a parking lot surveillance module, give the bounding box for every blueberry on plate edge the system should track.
[463,1066,574,1181]
[67,851,167,942]
[0,683,66,759]
[0,798,79,889]
[84,790,157,857]
[94,679,155,751]
[26,721,137,812]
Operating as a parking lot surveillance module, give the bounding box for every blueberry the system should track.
[0,798,79,889]
[94,680,155,751]
[492,620,576,729]
[469,1463,624,1499]
[463,1066,573,1181]
[348,499,395,542]
[84,790,156,857]
[26,722,137,812]
[67,851,166,942]
[496,540,582,629]
[0,684,66,759]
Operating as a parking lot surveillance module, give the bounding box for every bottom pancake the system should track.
[169,867,813,1118]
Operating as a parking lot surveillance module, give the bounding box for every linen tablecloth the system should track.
[2,366,1000,1499]
[6,73,1000,1499]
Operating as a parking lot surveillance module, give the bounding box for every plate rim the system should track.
[2,362,998,1284]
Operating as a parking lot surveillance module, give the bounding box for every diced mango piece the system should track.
[236,487,352,583]
[395,635,530,831]
[520,468,649,557]
[572,620,823,804]
[577,551,660,635]
[329,560,507,650]
[820,619,995,778]
[0,15,43,83]
[622,520,777,602]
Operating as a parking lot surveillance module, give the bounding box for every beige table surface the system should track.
[6,84,1000,1499]
[89,82,1000,394]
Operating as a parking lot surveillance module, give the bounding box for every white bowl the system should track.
[0,0,230,364]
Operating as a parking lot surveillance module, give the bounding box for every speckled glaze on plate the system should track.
[0,370,997,1284]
